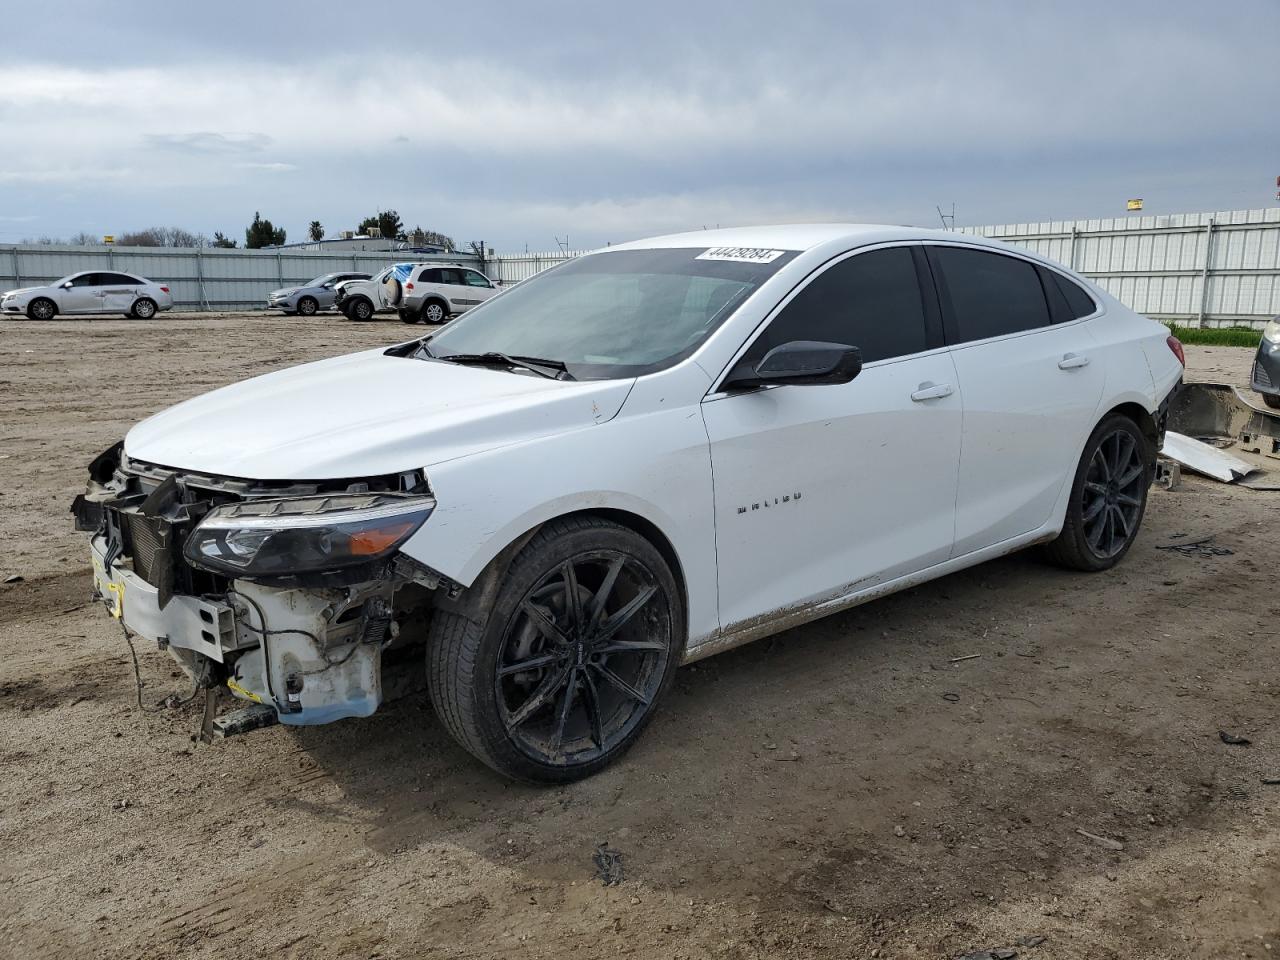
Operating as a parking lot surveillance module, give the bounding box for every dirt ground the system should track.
[1,314,1277,960]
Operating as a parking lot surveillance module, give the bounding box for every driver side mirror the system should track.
[62,281,74,289]
[724,341,862,391]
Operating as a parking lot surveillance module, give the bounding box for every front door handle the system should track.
[1058,352,1090,370]
[910,381,954,402]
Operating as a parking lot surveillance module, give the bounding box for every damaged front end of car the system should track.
[72,442,450,737]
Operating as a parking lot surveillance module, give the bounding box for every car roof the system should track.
[606,223,1009,254]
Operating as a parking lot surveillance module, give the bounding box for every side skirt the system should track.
[681,524,1059,665]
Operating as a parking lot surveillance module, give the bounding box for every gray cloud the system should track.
[0,0,1276,248]
[145,132,272,154]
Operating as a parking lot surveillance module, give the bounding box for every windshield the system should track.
[423,247,796,379]
[304,273,338,287]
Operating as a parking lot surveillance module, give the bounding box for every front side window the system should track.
[439,269,464,285]
[463,270,491,287]
[69,273,102,287]
[929,246,1051,343]
[423,247,797,379]
[740,246,929,368]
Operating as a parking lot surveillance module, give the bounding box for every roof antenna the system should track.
[936,204,956,231]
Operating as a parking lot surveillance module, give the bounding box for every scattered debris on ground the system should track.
[1219,730,1252,746]
[1155,535,1235,557]
[593,843,626,886]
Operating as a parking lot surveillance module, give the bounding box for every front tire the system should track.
[1044,413,1153,572]
[399,308,419,324]
[27,298,56,321]
[130,298,157,319]
[296,296,318,317]
[427,517,683,783]
[348,299,374,322]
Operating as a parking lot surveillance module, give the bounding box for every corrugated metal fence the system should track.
[0,245,486,311]
[960,208,1280,328]
[5,210,1278,324]
[487,250,589,285]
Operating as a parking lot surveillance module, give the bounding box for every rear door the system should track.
[99,272,141,312]
[926,244,1105,556]
[702,244,963,635]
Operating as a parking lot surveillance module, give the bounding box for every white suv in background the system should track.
[400,263,498,324]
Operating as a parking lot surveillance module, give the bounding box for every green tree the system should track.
[211,231,238,248]
[308,220,324,242]
[244,212,286,249]
[357,209,405,240]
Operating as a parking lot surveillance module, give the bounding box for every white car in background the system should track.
[399,263,499,324]
[74,225,1183,783]
[2,271,174,319]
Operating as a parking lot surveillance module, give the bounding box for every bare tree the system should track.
[115,226,209,248]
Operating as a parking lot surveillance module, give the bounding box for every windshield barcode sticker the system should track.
[696,247,787,264]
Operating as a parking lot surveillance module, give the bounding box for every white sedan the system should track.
[74,225,1183,782]
[2,270,173,319]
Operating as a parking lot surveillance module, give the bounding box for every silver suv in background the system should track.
[2,271,174,320]
[266,272,371,316]
[400,263,498,324]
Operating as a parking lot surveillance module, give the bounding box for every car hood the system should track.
[268,286,301,298]
[124,348,635,479]
[3,286,43,298]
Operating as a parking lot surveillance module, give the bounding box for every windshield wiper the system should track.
[435,352,573,380]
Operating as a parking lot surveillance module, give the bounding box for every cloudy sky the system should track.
[0,0,1276,250]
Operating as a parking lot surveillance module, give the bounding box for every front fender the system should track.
[396,392,721,648]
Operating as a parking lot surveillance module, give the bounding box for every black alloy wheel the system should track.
[1044,413,1153,571]
[495,551,670,766]
[1081,427,1145,559]
[427,517,682,782]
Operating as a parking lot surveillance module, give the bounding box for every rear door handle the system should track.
[910,381,954,402]
[1058,352,1090,370]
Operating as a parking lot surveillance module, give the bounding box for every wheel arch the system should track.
[1100,398,1159,454]
[434,505,690,635]
[420,295,449,317]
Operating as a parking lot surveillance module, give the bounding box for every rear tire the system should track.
[296,296,318,317]
[427,517,683,783]
[1044,413,1153,572]
[1264,393,1280,410]
[399,309,419,324]
[130,298,157,319]
[421,300,447,324]
[27,298,56,321]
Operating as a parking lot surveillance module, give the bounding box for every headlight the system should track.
[1264,318,1280,346]
[184,493,434,577]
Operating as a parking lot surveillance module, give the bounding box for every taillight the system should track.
[160,286,170,293]
[405,282,414,291]
[1166,335,1185,367]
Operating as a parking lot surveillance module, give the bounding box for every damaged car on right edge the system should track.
[72,224,1184,783]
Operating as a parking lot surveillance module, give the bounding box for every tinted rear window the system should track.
[931,246,1051,343]
[1053,272,1097,319]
